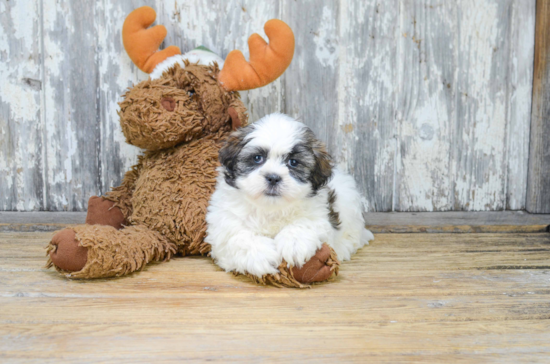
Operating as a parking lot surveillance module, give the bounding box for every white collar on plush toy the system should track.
[150,46,225,80]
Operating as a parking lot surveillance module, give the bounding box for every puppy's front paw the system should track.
[241,237,281,277]
[275,228,322,268]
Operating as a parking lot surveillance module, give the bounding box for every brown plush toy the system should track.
[46,6,339,287]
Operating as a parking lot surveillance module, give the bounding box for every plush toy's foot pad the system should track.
[86,196,126,229]
[243,244,340,288]
[292,244,339,284]
[47,228,88,272]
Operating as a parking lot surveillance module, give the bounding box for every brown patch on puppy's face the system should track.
[302,128,333,194]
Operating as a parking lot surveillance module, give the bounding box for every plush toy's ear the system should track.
[218,19,295,91]
[122,6,181,73]
[227,95,249,130]
[228,107,242,130]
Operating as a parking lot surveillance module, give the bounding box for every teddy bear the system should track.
[45,6,339,288]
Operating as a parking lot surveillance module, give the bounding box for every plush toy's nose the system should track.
[265,174,282,186]
[161,97,176,111]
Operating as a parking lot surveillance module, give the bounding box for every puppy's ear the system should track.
[308,132,333,192]
[219,127,250,187]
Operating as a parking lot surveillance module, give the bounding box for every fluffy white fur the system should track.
[206,113,374,277]
[150,49,225,80]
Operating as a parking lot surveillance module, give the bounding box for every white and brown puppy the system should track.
[205,113,373,277]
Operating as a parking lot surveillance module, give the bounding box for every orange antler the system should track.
[218,19,295,91]
[122,6,181,73]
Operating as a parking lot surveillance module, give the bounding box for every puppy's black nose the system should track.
[265,174,282,186]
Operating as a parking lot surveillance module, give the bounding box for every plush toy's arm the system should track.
[103,155,144,219]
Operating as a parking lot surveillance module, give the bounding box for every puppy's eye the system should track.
[253,155,264,164]
[288,159,298,168]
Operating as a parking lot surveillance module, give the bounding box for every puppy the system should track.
[205,113,374,277]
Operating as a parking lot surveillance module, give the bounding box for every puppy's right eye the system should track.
[253,155,264,164]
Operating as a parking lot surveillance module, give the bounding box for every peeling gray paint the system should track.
[0,0,536,211]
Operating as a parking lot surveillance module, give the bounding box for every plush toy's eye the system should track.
[288,159,298,168]
[254,155,264,164]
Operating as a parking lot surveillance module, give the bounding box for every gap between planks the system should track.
[0,211,549,233]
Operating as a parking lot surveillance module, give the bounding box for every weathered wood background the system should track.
[0,0,537,212]
[528,0,550,213]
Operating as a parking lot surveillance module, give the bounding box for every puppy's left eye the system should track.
[254,155,264,164]
[288,159,298,168]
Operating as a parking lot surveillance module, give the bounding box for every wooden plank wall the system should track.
[527,0,550,213]
[0,0,537,212]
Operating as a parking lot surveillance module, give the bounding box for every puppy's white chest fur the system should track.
[241,189,331,239]
[245,207,304,238]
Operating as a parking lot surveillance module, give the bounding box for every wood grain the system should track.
[0,0,538,212]
[507,1,537,210]
[41,0,100,211]
[335,0,398,212]
[1,231,550,362]
[0,0,44,211]
[527,0,550,213]
[394,0,536,211]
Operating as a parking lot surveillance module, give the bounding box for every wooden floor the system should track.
[1,229,550,362]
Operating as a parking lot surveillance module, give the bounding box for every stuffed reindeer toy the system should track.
[46,6,339,287]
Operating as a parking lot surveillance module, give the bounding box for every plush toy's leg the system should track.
[86,196,126,229]
[244,244,340,288]
[47,229,88,272]
[291,244,339,284]
[47,224,177,279]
